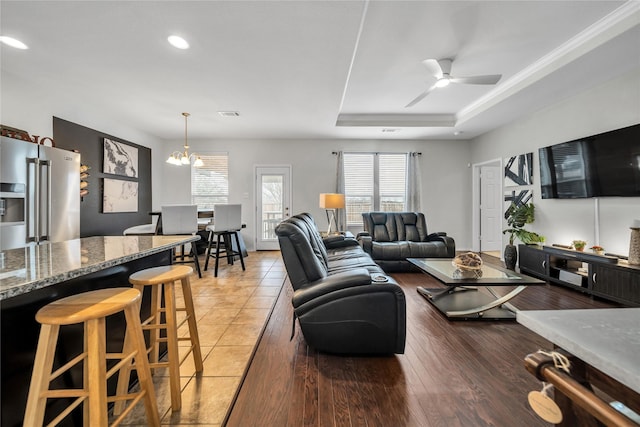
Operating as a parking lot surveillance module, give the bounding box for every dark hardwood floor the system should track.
[225,256,620,427]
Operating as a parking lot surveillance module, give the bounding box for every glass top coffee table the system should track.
[408,258,545,320]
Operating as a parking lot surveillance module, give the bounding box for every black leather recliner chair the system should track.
[358,212,455,272]
[275,213,406,355]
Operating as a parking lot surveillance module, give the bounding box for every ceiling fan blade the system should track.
[405,84,437,108]
[421,59,443,79]
[450,74,502,85]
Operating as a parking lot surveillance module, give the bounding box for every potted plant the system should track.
[572,240,587,252]
[502,202,544,270]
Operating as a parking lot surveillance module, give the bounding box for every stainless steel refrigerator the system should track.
[1,136,80,250]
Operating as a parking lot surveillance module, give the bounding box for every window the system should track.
[343,153,407,226]
[191,154,228,209]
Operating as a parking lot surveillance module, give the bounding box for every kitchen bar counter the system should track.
[518,308,640,425]
[517,308,640,393]
[0,235,199,300]
[1,235,199,427]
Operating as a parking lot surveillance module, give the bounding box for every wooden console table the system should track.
[519,244,640,306]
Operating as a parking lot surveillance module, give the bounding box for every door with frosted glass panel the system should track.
[255,166,291,250]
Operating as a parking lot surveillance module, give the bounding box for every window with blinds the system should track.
[343,153,407,226]
[191,154,229,209]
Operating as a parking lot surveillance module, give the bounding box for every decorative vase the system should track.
[629,226,640,265]
[504,244,518,270]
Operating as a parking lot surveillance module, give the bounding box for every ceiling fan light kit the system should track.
[406,58,502,108]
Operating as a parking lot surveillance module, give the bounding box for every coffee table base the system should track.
[417,285,526,320]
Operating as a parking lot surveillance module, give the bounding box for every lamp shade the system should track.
[319,193,345,209]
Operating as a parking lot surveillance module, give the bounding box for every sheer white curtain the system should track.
[406,152,422,212]
[335,151,346,231]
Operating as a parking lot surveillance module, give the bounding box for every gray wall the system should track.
[470,69,640,256]
[157,138,472,251]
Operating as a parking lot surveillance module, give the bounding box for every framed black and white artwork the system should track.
[103,178,138,213]
[504,189,533,218]
[504,152,533,186]
[103,138,138,178]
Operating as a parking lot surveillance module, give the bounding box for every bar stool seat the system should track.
[24,288,160,427]
[123,265,203,412]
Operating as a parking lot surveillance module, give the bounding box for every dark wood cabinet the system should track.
[519,244,640,306]
[518,244,547,277]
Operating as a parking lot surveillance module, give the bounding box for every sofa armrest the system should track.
[323,234,359,249]
[426,232,447,240]
[425,234,456,257]
[356,234,373,254]
[292,268,372,307]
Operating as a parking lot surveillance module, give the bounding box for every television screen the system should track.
[539,124,640,199]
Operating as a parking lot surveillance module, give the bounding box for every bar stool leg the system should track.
[204,230,214,271]
[214,233,223,277]
[149,284,161,370]
[180,276,203,372]
[233,232,246,271]
[123,302,161,427]
[23,324,60,427]
[86,317,108,427]
[164,281,182,411]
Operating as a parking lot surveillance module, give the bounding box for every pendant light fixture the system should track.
[166,112,203,167]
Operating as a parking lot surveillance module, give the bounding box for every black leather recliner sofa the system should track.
[275,213,406,355]
[358,212,455,272]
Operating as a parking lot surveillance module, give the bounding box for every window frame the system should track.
[343,152,408,227]
[190,152,229,209]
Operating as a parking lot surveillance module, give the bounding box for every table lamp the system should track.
[319,193,345,235]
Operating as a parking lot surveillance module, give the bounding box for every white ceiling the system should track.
[1,1,639,141]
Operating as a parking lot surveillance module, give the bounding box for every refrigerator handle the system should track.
[40,159,52,242]
[26,158,38,243]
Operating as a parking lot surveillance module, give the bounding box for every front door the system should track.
[255,166,291,250]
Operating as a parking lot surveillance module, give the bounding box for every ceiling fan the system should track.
[405,58,502,108]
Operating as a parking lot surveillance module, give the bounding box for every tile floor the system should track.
[117,250,285,426]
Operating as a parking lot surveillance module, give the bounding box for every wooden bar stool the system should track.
[23,288,160,427]
[123,265,203,412]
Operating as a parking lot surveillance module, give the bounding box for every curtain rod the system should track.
[332,151,421,155]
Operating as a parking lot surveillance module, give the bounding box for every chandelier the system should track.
[166,112,203,167]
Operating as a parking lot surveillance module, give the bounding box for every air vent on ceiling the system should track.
[218,111,240,117]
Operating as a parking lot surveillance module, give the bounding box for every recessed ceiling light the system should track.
[168,35,189,49]
[0,36,28,49]
[218,111,240,117]
[454,131,464,136]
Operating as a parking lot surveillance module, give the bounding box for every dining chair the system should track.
[161,205,202,278]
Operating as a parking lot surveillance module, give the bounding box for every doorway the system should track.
[255,165,291,250]
[472,159,502,256]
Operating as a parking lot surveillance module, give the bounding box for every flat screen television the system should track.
[539,123,640,199]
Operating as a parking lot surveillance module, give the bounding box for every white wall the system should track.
[470,69,640,256]
[159,138,472,251]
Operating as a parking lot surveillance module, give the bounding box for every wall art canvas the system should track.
[103,138,138,178]
[504,189,533,218]
[103,178,138,213]
[504,152,533,186]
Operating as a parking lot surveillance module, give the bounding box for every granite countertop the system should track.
[0,235,199,301]
[517,308,640,393]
